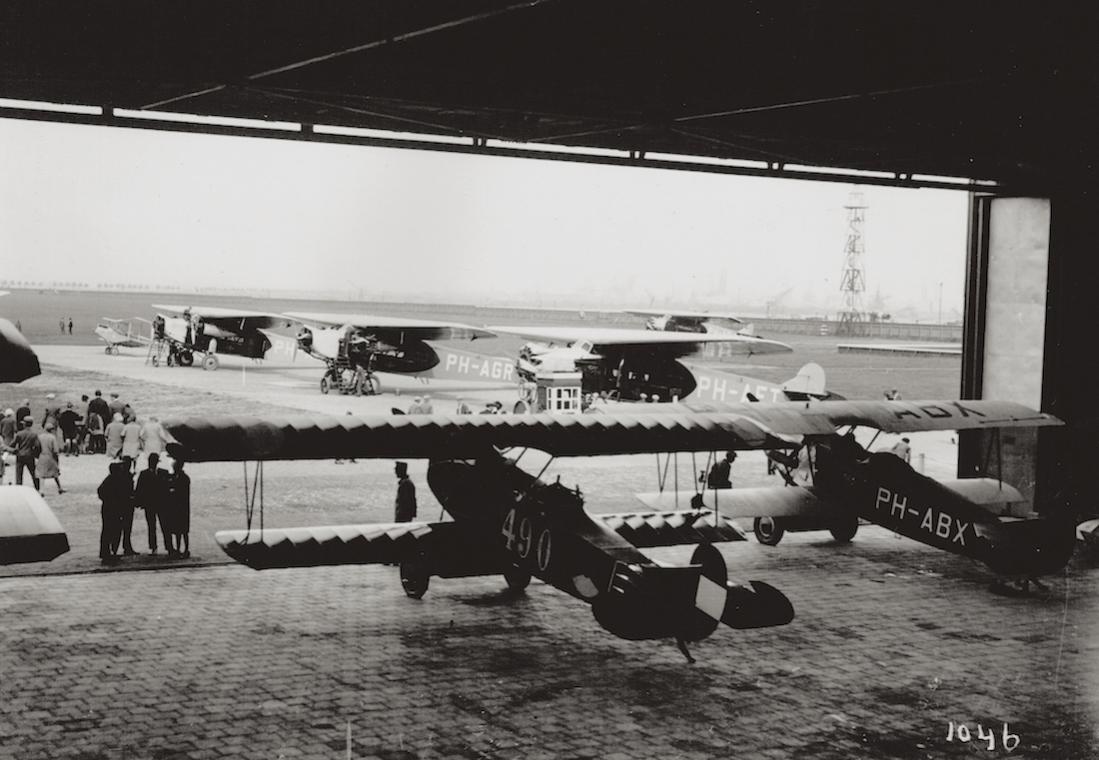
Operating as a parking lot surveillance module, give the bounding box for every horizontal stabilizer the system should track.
[940,478,1027,516]
[0,487,69,564]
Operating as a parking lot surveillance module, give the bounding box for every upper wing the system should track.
[0,318,40,382]
[285,311,494,341]
[152,304,294,331]
[596,509,746,547]
[164,401,1061,463]
[488,325,792,356]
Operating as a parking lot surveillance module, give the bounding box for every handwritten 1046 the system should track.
[946,721,1020,752]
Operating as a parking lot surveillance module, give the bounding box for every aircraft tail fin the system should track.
[782,362,826,396]
[683,543,794,640]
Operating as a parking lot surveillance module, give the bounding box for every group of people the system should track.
[1,388,192,565]
[58,316,73,335]
[98,453,191,564]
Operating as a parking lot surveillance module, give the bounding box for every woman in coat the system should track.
[36,421,64,494]
[104,412,125,459]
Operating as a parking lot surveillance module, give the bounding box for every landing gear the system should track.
[753,516,785,546]
[104,345,119,355]
[202,354,219,371]
[320,376,331,394]
[178,349,194,367]
[503,565,531,591]
[675,637,696,664]
[829,512,859,543]
[399,557,430,599]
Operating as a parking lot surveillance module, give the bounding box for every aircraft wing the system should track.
[285,312,494,341]
[637,478,1024,523]
[214,520,491,570]
[0,486,69,564]
[164,401,1061,463]
[152,304,295,331]
[487,325,791,356]
[596,509,747,547]
[625,309,746,326]
[0,318,40,382]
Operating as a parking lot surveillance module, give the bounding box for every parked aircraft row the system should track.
[94,306,829,407]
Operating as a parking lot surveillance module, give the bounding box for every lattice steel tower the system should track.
[837,188,868,335]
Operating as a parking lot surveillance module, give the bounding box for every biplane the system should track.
[164,399,1065,658]
[636,401,1075,592]
[94,317,149,354]
[149,305,297,370]
[489,324,794,402]
[283,312,508,394]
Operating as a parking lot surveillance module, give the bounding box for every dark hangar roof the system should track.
[2,1,1096,190]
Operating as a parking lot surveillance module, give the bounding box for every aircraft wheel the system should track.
[179,350,194,367]
[753,517,786,546]
[503,565,531,591]
[399,558,430,599]
[829,513,859,543]
[151,355,160,367]
[365,376,380,396]
[513,400,530,415]
[320,377,331,394]
[202,354,219,371]
[104,346,113,355]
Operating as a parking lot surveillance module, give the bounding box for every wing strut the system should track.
[241,460,265,538]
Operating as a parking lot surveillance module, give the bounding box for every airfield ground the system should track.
[1,310,1097,758]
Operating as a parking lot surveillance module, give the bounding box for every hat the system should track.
[113,413,123,422]
[110,392,119,398]
[3,409,11,417]
[46,393,56,399]
[22,417,33,426]
[45,421,56,431]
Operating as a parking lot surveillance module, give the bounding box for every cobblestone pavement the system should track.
[2,528,1097,760]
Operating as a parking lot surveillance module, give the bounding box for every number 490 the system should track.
[501,508,552,572]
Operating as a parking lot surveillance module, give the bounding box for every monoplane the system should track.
[635,401,1074,592]
[94,317,149,355]
[489,324,794,402]
[284,312,510,394]
[163,399,1063,657]
[149,305,297,370]
[627,308,760,336]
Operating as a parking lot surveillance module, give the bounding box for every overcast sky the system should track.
[0,117,969,319]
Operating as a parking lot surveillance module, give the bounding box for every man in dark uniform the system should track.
[394,461,417,522]
[706,451,736,489]
[166,459,191,558]
[134,453,169,555]
[97,461,132,564]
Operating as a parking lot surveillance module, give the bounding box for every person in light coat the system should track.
[105,413,125,459]
[36,421,64,494]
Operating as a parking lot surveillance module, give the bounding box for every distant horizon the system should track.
[0,282,962,324]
